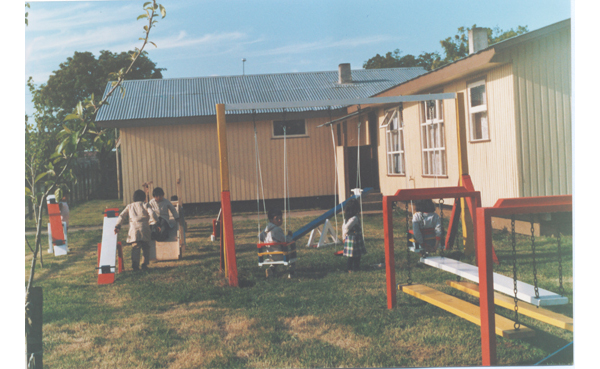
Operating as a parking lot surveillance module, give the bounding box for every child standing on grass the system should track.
[343,198,366,273]
[259,209,293,277]
[412,199,443,256]
[114,189,154,271]
[148,187,179,242]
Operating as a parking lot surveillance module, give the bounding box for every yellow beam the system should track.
[400,284,535,339]
[216,103,230,192]
[446,281,573,332]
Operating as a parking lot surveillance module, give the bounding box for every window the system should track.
[382,107,405,175]
[420,100,446,176]
[468,80,489,141]
[272,119,307,137]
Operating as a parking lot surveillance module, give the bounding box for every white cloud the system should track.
[150,31,249,50]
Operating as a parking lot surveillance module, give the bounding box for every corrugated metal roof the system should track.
[96,67,426,122]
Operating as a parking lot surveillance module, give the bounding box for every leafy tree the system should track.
[25,4,167,357]
[364,24,529,71]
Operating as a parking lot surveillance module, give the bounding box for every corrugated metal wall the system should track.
[510,26,572,197]
[465,64,521,206]
[119,117,337,204]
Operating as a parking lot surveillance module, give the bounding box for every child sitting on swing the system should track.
[412,199,443,256]
[259,209,293,277]
[343,198,367,273]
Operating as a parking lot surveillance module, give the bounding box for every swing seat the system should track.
[257,241,297,266]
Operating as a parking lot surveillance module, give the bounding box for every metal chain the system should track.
[511,216,520,330]
[405,202,412,285]
[530,215,540,300]
[556,222,565,296]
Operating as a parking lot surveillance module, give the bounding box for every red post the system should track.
[117,242,123,273]
[476,207,496,366]
[383,196,396,309]
[221,191,238,287]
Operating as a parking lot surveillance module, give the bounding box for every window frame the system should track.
[271,119,308,139]
[467,79,490,142]
[419,100,447,177]
[383,107,406,176]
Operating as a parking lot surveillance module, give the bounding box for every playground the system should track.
[25,198,573,368]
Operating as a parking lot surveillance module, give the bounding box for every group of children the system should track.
[114,187,180,271]
[114,185,442,274]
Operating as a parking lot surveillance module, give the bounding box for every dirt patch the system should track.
[283,315,370,351]
[224,315,255,341]
[167,347,215,369]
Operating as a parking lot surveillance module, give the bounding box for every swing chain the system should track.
[405,202,412,285]
[511,216,520,330]
[530,215,540,299]
[556,222,565,296]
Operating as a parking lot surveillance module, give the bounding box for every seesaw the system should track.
[291,187,373,241]
[421,256,568,306]
[97,208,124,285]
[46,195,68,255]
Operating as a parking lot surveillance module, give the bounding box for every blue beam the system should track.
[291,188,373,241]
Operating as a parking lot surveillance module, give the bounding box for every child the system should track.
[114,189,154,270]
[148,187,179,242]
[342,198,366,273]
[259,209,293,277]
[412,199,443,255]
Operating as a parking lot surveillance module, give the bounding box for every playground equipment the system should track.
[149,199,186,261]
[217,93,456,286]
[475,195,572,366]
[46,195,68,255]
[97,208,124,285]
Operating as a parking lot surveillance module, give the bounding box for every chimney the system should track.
[338,63,352,84]
[468,27,489,54]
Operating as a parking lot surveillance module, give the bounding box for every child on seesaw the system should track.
[114,189,154,271]
[259,209,294,277]
[343,198,367,273]
[148,187,179,242]
[412,199,443,256]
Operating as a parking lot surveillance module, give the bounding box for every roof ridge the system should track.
[117,66,426,83]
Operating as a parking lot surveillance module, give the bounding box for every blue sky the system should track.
[24,0,571,116]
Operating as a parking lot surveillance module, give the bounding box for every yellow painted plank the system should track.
[446,281,573,332]
[400,284,535,339]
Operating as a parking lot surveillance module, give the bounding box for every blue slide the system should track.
[291,188,373,241]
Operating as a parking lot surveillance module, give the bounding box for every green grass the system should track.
[26,199,125,230]
[26,208,573,368]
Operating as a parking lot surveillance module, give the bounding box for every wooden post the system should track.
[476,207,496,366]
[455,92,476,256]
[216,103,238,287]
[26,287,43,369]
[115,129,122,200]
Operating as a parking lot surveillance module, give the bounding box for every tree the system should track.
[25,2,166,366]
[363,24,529,71]
[28,50,164,198]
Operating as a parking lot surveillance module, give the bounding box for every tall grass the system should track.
[26,208,573,368]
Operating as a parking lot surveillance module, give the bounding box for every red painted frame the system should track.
[475,195,572,366]
[383,175,482,310]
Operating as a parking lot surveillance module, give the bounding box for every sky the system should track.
[23,0,572,116]
[9,1,600,367]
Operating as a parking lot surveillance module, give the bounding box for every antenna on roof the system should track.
[242,58,247,76]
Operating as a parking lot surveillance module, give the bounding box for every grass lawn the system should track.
[26,204,573,368]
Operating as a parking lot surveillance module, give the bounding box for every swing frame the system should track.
[475,194,572,366]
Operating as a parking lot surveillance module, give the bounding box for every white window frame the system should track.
[271,119,308,138]
[383,107,405,175]
[467,79,489,141]
[419,100,447,176]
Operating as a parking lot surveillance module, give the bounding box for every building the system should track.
[96,65,426,205]
[349,19,571,210]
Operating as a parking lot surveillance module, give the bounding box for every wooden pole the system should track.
[115,129,122,200]
[383,196,396,309]
[216,103,238,287]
